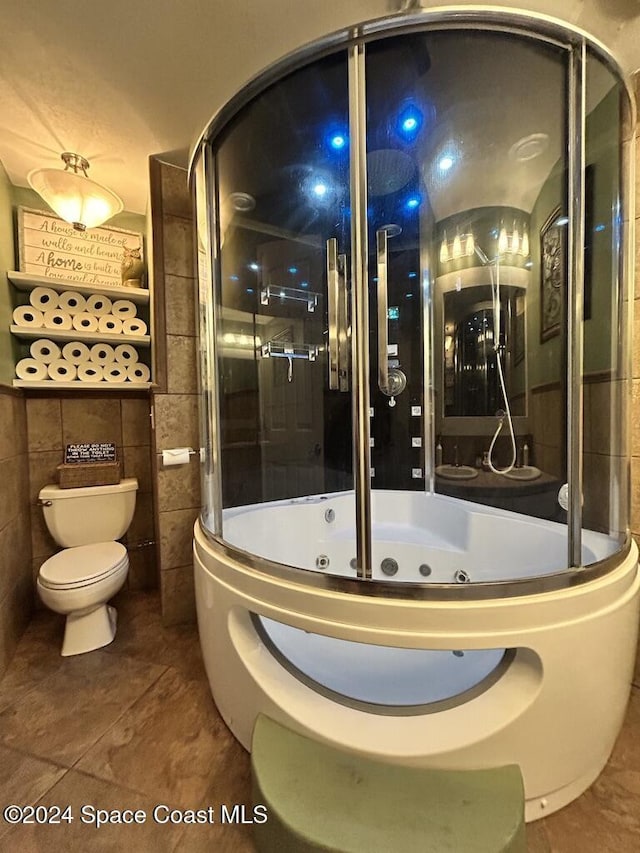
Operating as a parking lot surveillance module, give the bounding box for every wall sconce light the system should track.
[28,152,123,232]
[439,219,530,265]
[439,230,449,263]
[440,229,475,262]
[496,220,530,257]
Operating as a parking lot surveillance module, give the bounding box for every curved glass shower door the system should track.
[197,17,631,588]
[211,51,357,568]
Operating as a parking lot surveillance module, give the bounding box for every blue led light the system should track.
[594,223,606,232]
[329,133,347,150]
[408,271,417,278]
[248,262,259,271]
[406,194,422,210]
[313,182,328,197]
[397,105,423,140]
[229,275,239,281]
[246,288,254,294]
[300,281,309,288]
[438,155,454,171]
[288,266,298,274]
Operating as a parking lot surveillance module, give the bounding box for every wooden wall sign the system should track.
[18,206,144,289]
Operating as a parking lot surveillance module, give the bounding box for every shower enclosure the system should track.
[190,8,639,820]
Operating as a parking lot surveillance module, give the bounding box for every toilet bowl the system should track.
[37,543,129,656]
[37,478,138,656]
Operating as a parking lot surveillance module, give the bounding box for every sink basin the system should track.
[501,466,541,481]
[435,464,478,481]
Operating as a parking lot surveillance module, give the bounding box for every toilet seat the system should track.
[39,542,128,591]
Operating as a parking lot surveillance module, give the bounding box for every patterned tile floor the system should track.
[0,591,637,851]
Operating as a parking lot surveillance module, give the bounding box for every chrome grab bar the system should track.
[376,227,390,395]
[326,238,349,392]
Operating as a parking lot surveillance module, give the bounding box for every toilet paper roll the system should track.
[89,343,116,365]
[86,294,113,316]
[161,447,192,466]
[72,312,99,332]
[111,299,137,319]
[57,291,86,314]
[97,315,123,335]
[47,360,77,382]
[77,362,104,382]
[30,339,61,364]
[29,286,59,311]
[15,358,48,381]
[126,363,150,383]
[13,305,44,328]
[103,363,128,383]
[43,309,73,331]
[121,318,147,336]
[114,343,138,365]
[62,341,91,364]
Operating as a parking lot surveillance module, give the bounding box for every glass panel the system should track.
[210,52,355,568]
[581,52,628,564]
[255,614,508,710]
[365,30,571,578]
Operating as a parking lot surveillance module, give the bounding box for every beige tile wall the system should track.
[150,160,200,626]
[0,388,32,678]
[26,393,156,595]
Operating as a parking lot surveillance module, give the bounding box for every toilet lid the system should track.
[39,542,128,589]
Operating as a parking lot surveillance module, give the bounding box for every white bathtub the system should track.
[221,489,615,582]
[194,490,639,821]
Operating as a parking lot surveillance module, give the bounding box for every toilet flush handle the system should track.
[38,499,53,507]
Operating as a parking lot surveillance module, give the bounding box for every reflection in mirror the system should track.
[443,284,526,417]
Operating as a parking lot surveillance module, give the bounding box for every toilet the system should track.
[37,478,138,656]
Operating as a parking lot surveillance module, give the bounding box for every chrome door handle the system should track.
[327,237,340,391]
[327,238,349,392]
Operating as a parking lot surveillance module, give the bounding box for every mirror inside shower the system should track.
[442,284,526,418]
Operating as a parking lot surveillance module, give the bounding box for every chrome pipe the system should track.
[567,40,586,568]
[376,227,390,395]
[348,40,372,580]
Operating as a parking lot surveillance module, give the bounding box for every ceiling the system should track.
[1,0,639,217]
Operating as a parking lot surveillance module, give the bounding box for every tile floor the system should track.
[0,591,637,852]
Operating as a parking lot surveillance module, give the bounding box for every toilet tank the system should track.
[39,478,138,547]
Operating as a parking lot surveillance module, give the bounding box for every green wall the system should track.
[0,181,146,388]
[0,161,16,386]
[527,80,621,389]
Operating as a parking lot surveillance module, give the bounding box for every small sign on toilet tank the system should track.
[64,443,117,464]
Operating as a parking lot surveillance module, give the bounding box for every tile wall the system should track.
[149,160,200,626]
[0,388,32,679]
[26,393,156,595]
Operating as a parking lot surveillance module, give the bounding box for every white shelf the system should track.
[13,380,152,390]
[10,325,151,347]
[8,271,150,305]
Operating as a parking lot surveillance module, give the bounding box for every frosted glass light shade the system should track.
[28,163,123,231]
